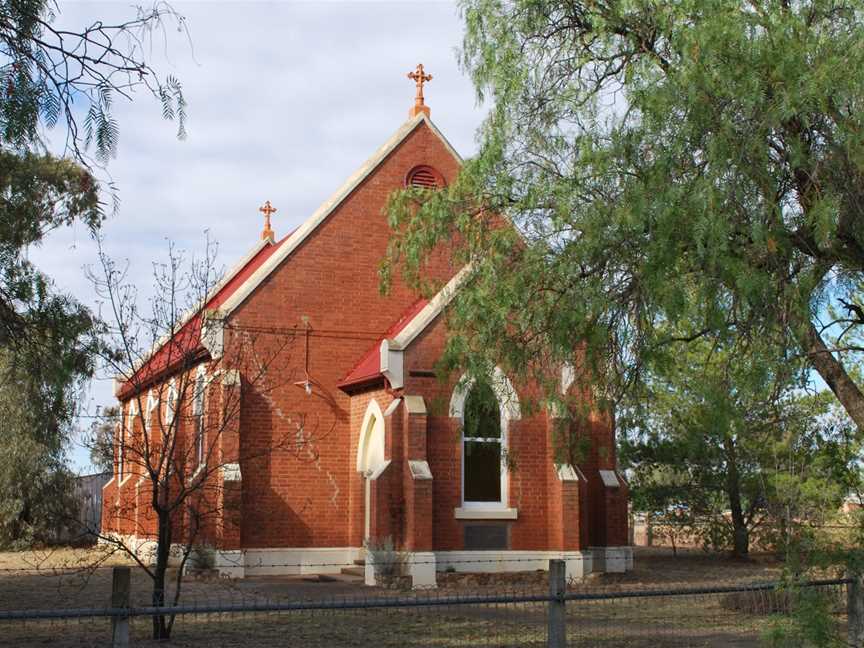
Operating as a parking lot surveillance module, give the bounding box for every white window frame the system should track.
[146,389,158,424]
[192,366,207,468]
[450,367,521,513]
[165,379,178,427]
[115,421,123,480]
[120,401,138,483]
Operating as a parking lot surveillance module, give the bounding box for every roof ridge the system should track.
[216,113,461,317]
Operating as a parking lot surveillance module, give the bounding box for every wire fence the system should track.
[0,557,858,648]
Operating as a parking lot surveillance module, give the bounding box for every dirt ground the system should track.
[0,546,845,647]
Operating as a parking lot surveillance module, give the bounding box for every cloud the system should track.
[28,1,486,472]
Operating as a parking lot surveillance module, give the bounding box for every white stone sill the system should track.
[454,507,518,520]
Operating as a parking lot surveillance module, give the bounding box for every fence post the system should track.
[111,566,131,648]
[850,570,864,648]
[548,559,566,648]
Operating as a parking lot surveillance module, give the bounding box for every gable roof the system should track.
[337,265,470,391]
[117,236,289,399]
[116,113,462,399]
[215,112,462,316]
[337,297,430,390]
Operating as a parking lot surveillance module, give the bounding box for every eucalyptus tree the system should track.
[383,0,864,433]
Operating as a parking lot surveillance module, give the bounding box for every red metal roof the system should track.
[118,236,289,399]
[337,298,429,390]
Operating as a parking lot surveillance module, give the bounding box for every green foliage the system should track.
[0,150,100,439]
[0,350,79,548]
[1,0,187,163]
[89,405,119,473]
[623,334,861,557]
[762,582,845,648]
[385,0,864,433]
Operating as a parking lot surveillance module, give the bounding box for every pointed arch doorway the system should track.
[356,399,388,544]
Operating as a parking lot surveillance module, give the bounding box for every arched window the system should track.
[462,382,504,504]
[146,390,158,423]
[192,367,207,467]
[121,401,137,481]
[165,380,178,427]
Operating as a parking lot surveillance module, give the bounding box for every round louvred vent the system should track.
[406,165,443,189]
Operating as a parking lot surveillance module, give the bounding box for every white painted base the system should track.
[408,552,436,589]
[364,554,376,586]
[242,547,363,577]
[434,550,594,581]
[590,546,633,573]
[562,551,593,579]
[98,533,184,567]
[213,550,245,578]
[98,538,633,582]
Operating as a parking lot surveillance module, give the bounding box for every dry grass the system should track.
[0,546,846,647]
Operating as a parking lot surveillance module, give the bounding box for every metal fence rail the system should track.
[0,561,859,647]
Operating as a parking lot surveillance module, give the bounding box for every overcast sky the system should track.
[33,1,487,472]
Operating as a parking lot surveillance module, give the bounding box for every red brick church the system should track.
[101,67,632,587]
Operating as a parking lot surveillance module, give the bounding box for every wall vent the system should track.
[406,165,443,189]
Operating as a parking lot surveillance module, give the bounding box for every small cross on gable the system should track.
[407,63,433,118]
[259,200,277,241]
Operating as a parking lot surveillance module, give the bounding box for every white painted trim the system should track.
[242,547,363,576]
[599,469,620,488]
[112,239,272,394]
[403,395,426,415]
[190,463,206,483]
[435,550,593,578]
[451,366,521,511]
[102,476,116,490]
[454,507,517,520]
[367,459,391,481]
[218,114,462,317]
[357,399,387,473]
[590,546,633,573]
[560,363,576,394]
[556,464,585,482]
[165,378,178,426]
[389,265,471,352]
[379,339,404,389]
[406,551,436,588]
[221,369,241,386]
[449,366,521,421]
[377,266,472,389]
[200,311,224,360]
[98,533,186,567]
[383,398,401,417]
[222,463,242,481]
[408,460,433,480]
[145,389,158,420]
[113,115,461,396]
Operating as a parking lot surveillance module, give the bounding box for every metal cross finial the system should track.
[407,63,433,118]
[259,200,277,241]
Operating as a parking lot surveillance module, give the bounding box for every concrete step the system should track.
[341,566,364,578]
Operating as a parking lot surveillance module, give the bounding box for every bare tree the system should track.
[80,236,334,640]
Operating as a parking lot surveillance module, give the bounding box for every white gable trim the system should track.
[390,265,470,351]
[217,113,462,317]
[114,238,273,393]
[115,114,460,395]
[376,265,470,390]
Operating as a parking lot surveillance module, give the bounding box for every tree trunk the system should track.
[152,512,172,640]
[800,321,864,432]
[723,437,749,559]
